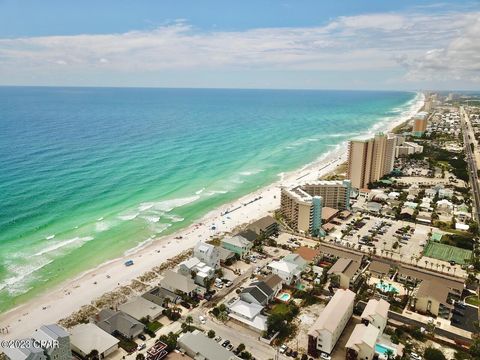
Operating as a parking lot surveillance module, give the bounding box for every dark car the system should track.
[222,340,230,347]
[456,302,466,310]
[138,334,146,341]
[451,317,460,324]
[452,308,464,316]
[180,301,191,309]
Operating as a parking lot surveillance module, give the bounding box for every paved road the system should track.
[460,106,480,222]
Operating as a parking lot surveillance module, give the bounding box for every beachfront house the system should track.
[221,235,252,259]
[178,257,215,287]
[246,216,279,238]
[160,269,199,296]
[308,289,355,357]
[2,340,47,360]
[32,324,72,360]
[95,309,144,339]
[193,241,220,268]
[345,324,380,360]
[69,323,119,359]
[118,296,164,321]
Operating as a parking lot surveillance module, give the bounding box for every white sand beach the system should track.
[0,94,424,339]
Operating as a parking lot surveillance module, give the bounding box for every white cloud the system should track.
[0,9,479,87]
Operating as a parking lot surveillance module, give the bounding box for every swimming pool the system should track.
[376,282,398,293]
[375,343,396,356]
[277,292,291,302]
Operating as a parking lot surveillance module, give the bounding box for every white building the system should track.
[118,296,164,321]
[32,324,71,360]
[2,341,47,360]
[361,299,390,333]
[193,241,220,268]
[345,324,380,360]
[267,254,307,285]
[69,323,119,359]
[227,298,268,333]
[307,289,355,356]
[178,257,215,287]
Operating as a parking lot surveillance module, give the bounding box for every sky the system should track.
[0,0,479,90]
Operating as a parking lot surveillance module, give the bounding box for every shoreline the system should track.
[0,92,425,339]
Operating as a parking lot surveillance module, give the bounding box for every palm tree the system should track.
[447,266,451,273]
[163,297,170,309]
[424,260,428,268]
[441,264,445,273]
[410,255,415,264]
[185,315,193,328]
[385,349,394,360]
[136,354,145,360]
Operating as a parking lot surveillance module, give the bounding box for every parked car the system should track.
[215,336,222,343]
[138,334,146,341]
[279,345,287,354]
[180,301,191,309]
[199,315,206,324]
[222,340,230,347]
[225,280,233,287]
[455,302,466,310]
[227,344,234,351]
[410,353,422,360]
[137,344,146,351]
[320,353,331,360]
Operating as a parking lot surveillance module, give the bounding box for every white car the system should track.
[410,353,422,360]
[279,345,287,354]
[215,283,224,289]
[225,280,233,287]
[320,353,331,360]
[137,344,146,351]
[199,315,206,324]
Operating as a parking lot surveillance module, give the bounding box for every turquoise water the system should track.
[375,343,396,356]
[376,282,399,293]
[0,87,419,311]
[277,293,291,302]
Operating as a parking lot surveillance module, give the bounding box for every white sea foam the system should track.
[154,223,172,233]
[163,214,184,222]
[0,259,54,294]
[124,237,154,256]
[204,190,228,196]
[97,217,104,221]
[45,234,55,240]
[138,203,154,211]
[95,221,111,232]
[142,215,160,223]
[195,188,205,195]
[33,236,94,257]
[118,212,140,221]
[149,195,200,212]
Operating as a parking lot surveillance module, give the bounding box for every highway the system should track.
[460,106,480,222]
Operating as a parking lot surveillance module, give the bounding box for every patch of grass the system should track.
[271,303,289,316]
[423,241,472,265]
[146,320,162,332]
[116,336,137,353]
[465,295,480,307]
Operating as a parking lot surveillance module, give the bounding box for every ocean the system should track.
[0,87,420,311]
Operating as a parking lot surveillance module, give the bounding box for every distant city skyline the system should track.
[0,0,479,90]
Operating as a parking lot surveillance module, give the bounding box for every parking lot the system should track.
[450,303,479,333]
